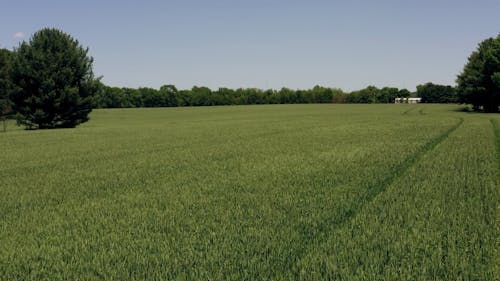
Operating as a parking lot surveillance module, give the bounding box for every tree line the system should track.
[0,28,498,129]
[92,82,459,109]
[93,84,416,109]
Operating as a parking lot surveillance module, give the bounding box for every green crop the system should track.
[0,104,498,280]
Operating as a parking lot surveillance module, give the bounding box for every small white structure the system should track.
[395,97,421,104]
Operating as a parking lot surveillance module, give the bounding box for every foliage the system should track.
[9,28,97,129]
[378,87,401,103]
[0,49,13,120]
[347,85,380,103]
[457,34,500,112]
[0,104,497,280]
[416,82,458,103]
[91,85,418,108]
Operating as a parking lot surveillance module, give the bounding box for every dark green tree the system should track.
[10,28,97,129]
[159,84,179,107]
[123,88,143,107]
[397,89,411,98]
[140,87,163,107]
[214,87,235,105]
[456,34,500,112]
[348,86,380,103]
[0,49,13,126]
[190,86,212,106]
[277,87,295,104]
[378,87,400,103]
[310,85,334,103]
[416,82,457,103]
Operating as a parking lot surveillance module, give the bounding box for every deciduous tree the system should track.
[457,34,500,112]
[416,83,457,103]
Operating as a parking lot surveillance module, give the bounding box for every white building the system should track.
[395,97,421,104]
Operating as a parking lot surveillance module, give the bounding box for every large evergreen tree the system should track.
[0,49,13,123]
[10,28,97,129]
[0,49,13,132]
[456,34,500,112]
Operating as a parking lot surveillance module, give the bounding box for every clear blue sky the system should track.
[1,0,499,91]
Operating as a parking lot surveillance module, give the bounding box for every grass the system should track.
[0,104,498,280]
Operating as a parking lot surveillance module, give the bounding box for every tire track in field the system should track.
[354,117,463,212]
[287,117,464,277]
[341,117,463,225]
[402,107,417,115]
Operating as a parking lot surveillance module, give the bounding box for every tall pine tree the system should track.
[10,28,98,129]
[0,49,13,131]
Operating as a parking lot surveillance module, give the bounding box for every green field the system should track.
[0,104,498,280]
